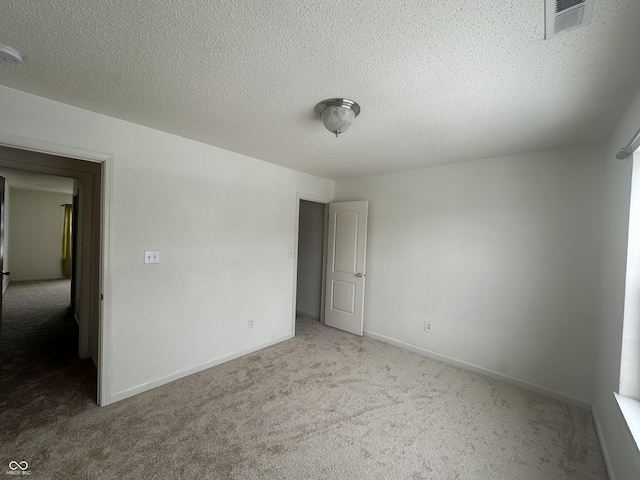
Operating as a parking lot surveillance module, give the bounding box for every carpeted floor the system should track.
[0,280,96,439]
[0,281,607,479]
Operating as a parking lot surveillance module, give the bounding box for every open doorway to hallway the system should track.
[0,144,103,407]
[295,200,326,331]
[0,168,97,409]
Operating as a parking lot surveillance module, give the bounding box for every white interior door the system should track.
[324,201,368,336]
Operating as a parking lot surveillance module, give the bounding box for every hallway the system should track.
[0,279,96,438]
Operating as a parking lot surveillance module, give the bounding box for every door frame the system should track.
[292,193,331,336]
[0,133,113,407]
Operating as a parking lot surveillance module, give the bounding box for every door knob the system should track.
[355,273,364,277]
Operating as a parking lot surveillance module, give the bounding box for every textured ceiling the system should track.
[0,168,74,194]
[1,1,639,180]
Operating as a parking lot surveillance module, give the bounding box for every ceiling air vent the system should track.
[545,0,595,39]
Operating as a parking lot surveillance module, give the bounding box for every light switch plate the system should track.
[144,251,160,264]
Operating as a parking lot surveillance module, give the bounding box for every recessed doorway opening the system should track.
[295,199,327,327]
[0,145,105,406]
[293,196,369,338]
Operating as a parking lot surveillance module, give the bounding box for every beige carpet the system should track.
[0,280,96,436]
[1,281,607,479]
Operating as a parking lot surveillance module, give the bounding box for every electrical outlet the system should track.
[424,321,432,333]
[248,318,255,329]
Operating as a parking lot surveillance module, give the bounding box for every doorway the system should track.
[0,145,103,404]
[294,197,330,336]
[294,198,369,338]
[296,200,326,323]
[321,201,368,336]
[0,169,79,357]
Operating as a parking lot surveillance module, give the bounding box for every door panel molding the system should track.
[333,210,359,274]
[330,279,357,315]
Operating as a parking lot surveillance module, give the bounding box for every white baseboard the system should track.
[12,276,68,282]
[296,308,320,320]
[592,404,615,480]
[364,330,591,410]
[109,333,294,404]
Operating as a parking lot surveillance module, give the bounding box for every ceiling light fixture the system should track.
[0,43,23,64]
[315,98,360,137]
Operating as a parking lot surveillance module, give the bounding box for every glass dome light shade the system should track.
[321,105,356,136]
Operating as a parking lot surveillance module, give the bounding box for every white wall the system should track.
[8,189,72,281]
[335,144,605,405]
[296,200,325,318]
[592,85,640,479]
[0,85,334,402]
[3,181,9,294]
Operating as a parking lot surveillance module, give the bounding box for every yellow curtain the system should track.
[61,204,73,278]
